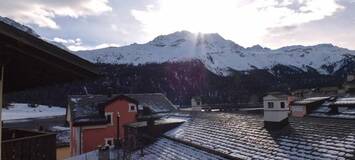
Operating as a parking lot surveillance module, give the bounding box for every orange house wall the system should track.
[71,99,137,154]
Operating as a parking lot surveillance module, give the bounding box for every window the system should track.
[105,112,113,125]
[105,138,114,146]
[129,103,137,112]
[280,102,285,108]
[267,102,274,108]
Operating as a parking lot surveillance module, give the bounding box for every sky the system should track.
[0,0,355,51]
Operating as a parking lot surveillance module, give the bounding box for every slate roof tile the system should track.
[164,112,355,160]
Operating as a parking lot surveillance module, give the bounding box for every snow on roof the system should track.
[126,117,187,128]
[292,97,330,105]
[309,113,355,119]
[125,93,177,112]
[2,103,65,121]
[68,93,176,126]
[131,138,227,160]
[333,97,355,105]
[164,112,355,159]
[264,92,289,100]
[67,138,227,160]
[312,106,331,113]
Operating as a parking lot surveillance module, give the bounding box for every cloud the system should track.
[131,0,343,47]
[53,37,82,45]
[67,43,119,51]
[0,0,112,29]
[53,37,118,51]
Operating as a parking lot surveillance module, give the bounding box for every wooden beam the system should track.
[0,22,99,77]
[0,64,4,159]
[5,45,93,79]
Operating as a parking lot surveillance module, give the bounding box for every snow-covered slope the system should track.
[2,103,65,121]
[75,31,355,75]
[0,16,40,37]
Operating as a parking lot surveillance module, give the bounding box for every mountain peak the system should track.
[247,44,270,51]
[148,30,195,47]
[148,31,233,48]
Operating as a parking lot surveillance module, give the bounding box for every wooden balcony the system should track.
[2,128,56,160]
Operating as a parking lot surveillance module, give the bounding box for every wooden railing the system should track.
[2,128,56,160]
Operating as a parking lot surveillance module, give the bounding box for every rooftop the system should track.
[67,111,355,159]
[125,93,177,112]
[264,92,289,99]
[291,97,330,105]
[332,97,355,105]
[67,137,227,160]
[68,93,176,126]
[164,112,355,159]
[126,117,187,128]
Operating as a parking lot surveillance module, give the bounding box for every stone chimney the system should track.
[263,93,289,130]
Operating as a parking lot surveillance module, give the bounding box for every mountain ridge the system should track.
[75,31,355,75]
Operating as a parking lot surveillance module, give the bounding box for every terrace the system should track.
[2,128,56,160]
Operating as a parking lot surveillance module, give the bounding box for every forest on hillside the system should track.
[5,60,347,107]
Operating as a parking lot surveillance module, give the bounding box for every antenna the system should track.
[83,86,89,95]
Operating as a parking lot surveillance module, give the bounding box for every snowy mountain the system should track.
[76,31,355,75]
[0,16,40,37]
[0,16,71,51]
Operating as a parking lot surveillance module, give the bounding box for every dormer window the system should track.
[280,102,285,108]
[267,102,274,108]
[129,103,137,112]
[105,112,113,125]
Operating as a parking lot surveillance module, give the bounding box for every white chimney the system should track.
[191,97,202,111]
[263,93,289,130]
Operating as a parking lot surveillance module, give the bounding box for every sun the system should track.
[131,0,343,48]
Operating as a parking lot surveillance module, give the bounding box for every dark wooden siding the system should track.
[2,128,56,160]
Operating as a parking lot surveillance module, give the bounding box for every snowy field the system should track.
[2,103,66,120]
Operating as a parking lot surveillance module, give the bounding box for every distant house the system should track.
[67,95,138,155]
[291,87,340,98]
[309,97,355,119]
[330,97,355,112]
[343,72,355,95]
[263,93,290,129]
[290,97,330,117]
[67,93,176,155]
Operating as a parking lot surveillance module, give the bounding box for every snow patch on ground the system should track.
[2,103,66,120]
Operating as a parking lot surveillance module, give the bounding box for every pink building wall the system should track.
[71,99,137,155]
[291,105,306,117]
